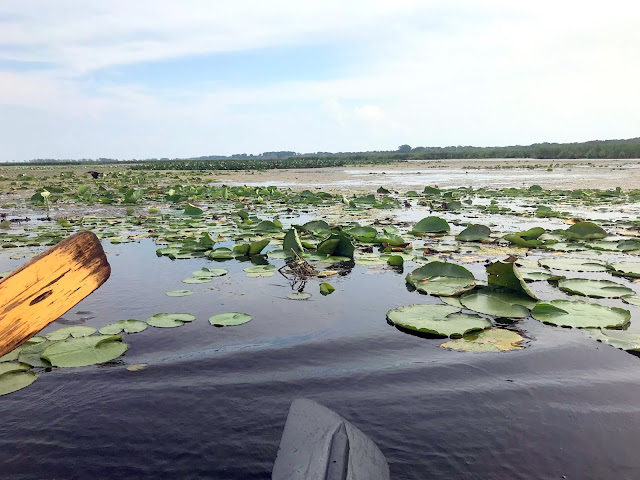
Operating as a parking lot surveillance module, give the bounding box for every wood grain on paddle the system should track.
[0,231,110,357]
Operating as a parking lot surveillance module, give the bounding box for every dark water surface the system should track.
[2,240,640,479]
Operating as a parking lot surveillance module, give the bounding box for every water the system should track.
[2,240,640,479]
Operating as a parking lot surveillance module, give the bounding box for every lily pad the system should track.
[193,267,228,277]
[517,266,564,282]
[538,256,608,272]
[486,260,538,299]
[386,255,404,266]
[609,261,640,278]
[286,292,312,300]
[558,279,634,298]
[531,300,630,328]
[582,329,640,352]
[317,233,355,259]
[184,203,204,216]
[460,291,532,318]
[621,295,640,306]
[209,312,252,327]
[244,264,276,277]
[456,224,491,242]
[411,216,450,234]
[166,289,194,297]
[0,370,37,396]
[0,362,30,375]
[386,304,492,338]
[99,319,148,335]
[147,313,196,328]
[441,329,524,351]
[17,341,55,367]
[45,325,97,341]
[320,283,336,295]
[562,221,607,240]
[41,335,129,367]
[406,262,476,296]
[249,239,270,255]
[182,276,212,284]
[283,228,304,255]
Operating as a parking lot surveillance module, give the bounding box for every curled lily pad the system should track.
[99,320,148,335]
[386,255,404,266]
[609,261,640,278]
[531,300,630,329]
[411,216,450,234]
[18,341,55,367]
[283,228,304,255]
[147,313,195,328]
[184,203,203,216]
[249,239,270,255]
[557,279,634,298]
[386,304,491,338]
[317,233,355,259]
[41,335,128,367]
[486,260,538,299]
[166,289,194,297]
[287,292,312,300]
[441,329,524,352]
[456,224,491,242]
[582,329,640,352]
[45,325,97,341]
[538,257,608,272]
[460,291,532,318]
[0,370,37,396]
[319,283,336,295]
[209,312,252,327]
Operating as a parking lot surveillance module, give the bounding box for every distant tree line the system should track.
[5,137,640,167]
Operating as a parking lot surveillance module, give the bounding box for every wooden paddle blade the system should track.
[0,231,110,357]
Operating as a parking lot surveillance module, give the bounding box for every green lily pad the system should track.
[411,216,450,234]
[317,233,355,259]
[249,239,270,255]
[486,260,538,299]
[45,325,97,341]
[406,262,476,296]
[621,295,640,306]
[244,264,276,277]
[460,291,532,318]
[582,329,640,352]
[320,283,336,295]
[207,248,235,260]
[99,319,148,335]
[41,335,128,367]
[184,203,203,216]
[283,228,304,255]
[386,304,491,338]
[558,279,634,298]
[166,289,194,297]
[440,328,524,351]
[17,341,55,367]
[538,257,608,272]
[147,313,196,328]
[0,370,37,396]
[355,255,387,266]
[182,276,212,284]
[609,261,640,278]
[0,362,30,375]
[517,266,564,282]
[531,300,630,328]
[386,255,404,266]
[209,312,252,327]
[456,224,491,242]
[193,267,228,277]
[286,292,312,300]
[562,221,607,240]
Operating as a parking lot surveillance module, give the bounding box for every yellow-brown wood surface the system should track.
[0,231,110,357]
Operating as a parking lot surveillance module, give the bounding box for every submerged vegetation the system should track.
[2,166,640,395]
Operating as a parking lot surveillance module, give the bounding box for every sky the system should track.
[0,1,639,161]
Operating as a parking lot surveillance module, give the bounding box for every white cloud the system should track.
[0,1,639,160]
[354,105,385,122]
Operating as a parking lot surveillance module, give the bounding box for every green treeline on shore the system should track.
[8,137,640,170]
